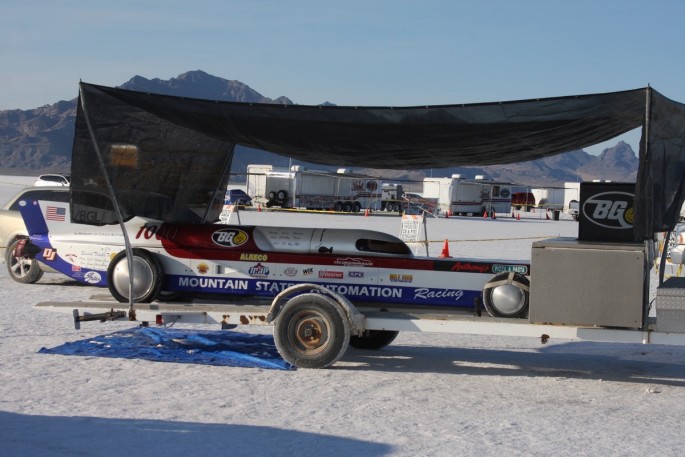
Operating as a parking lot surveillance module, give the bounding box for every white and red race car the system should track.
[17,198,530,318]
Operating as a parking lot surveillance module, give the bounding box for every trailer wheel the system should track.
[352,202,361,213]
[107,249,163,303]
[6,238,44,284]
[349,330,399,350]
[334,201,343,212]
[277,190,288,201]
[273,293,350,368]
[482,272,529,318]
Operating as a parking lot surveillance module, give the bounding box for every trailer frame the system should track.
[36,282,685,369]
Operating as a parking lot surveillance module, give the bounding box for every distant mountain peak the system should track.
[120,70,294,105]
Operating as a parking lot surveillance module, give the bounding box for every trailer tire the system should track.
[107,249,163,303]
[343,202,352,212]
[349,330,399,350]
[482,272,529,318]
[277,190,288,201]
[273,293,350,368]
[352,202,361,213]
[334,201,343,212]
[6,238,44,284]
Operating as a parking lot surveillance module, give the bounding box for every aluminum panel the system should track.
[655,277,685,332]
[530,241,645,328]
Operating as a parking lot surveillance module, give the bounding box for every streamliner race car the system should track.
[16,198,531,318]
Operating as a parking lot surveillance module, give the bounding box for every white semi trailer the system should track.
[247,164,382,212]
[422,175,513,216]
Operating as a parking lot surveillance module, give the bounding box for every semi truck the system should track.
[246,164,383,212]
[422,175,513,216]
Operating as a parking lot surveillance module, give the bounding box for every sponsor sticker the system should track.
[319,271,344,279]
[284,267,298,277]
[197,263,209,274]
[42,248,57,261]
[83,271,102,284]
[389,274,413,283]
[240,253,268,262]
[212,228,249,247]
[492,264,528,274]
[348,271,364,278]
[248,263,270,278]
[302,267,314,276]
[581,191,634,229]
[333,257,373,267]
[450,262,490,273]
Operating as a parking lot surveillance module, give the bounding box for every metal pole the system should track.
[78,83,136,313]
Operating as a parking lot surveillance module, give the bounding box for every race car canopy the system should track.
[71,82,685,239]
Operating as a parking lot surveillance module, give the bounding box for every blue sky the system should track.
[2,0,683,154]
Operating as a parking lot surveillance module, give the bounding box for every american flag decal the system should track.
[46,206,66,221]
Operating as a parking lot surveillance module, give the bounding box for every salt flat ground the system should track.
[1,175,684,457]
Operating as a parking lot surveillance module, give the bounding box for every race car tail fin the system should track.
[18,199,51,236]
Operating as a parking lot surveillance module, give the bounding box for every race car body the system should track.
[18,198,531,316]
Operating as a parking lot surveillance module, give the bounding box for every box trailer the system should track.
[380,183,404,212]
[422,175,513,216]
[247,164,382,212]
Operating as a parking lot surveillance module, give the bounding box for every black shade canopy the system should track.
[71,82,685,239]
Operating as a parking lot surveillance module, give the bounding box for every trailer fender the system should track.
[266,283,365,335]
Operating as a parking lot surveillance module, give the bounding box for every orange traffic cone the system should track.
[516,213,521,221]
[491,211,496,219]
[439,239,451,258]
[257,204,262,212]
[483,211,488,219]
[364,208,369,217]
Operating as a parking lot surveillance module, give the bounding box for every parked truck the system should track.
[380,183,404,212]
[422,175,513,216]
[246,164,383,212]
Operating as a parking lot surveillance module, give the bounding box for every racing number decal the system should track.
[135,224,178,241]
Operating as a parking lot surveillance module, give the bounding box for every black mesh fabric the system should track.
[71,83,685,238]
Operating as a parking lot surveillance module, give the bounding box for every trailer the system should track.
[246,164,382,212]
[422,175,513,216]
[380,183,404,212]
[35,252,685,370]
[531,183,580,212]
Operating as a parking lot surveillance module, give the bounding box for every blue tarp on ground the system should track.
[38,327,294,370]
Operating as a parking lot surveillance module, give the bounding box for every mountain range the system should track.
[0,70,638,187]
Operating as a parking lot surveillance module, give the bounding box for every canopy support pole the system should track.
[78,83,137,314]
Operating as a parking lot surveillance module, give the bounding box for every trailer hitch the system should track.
[72,309,126,330]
